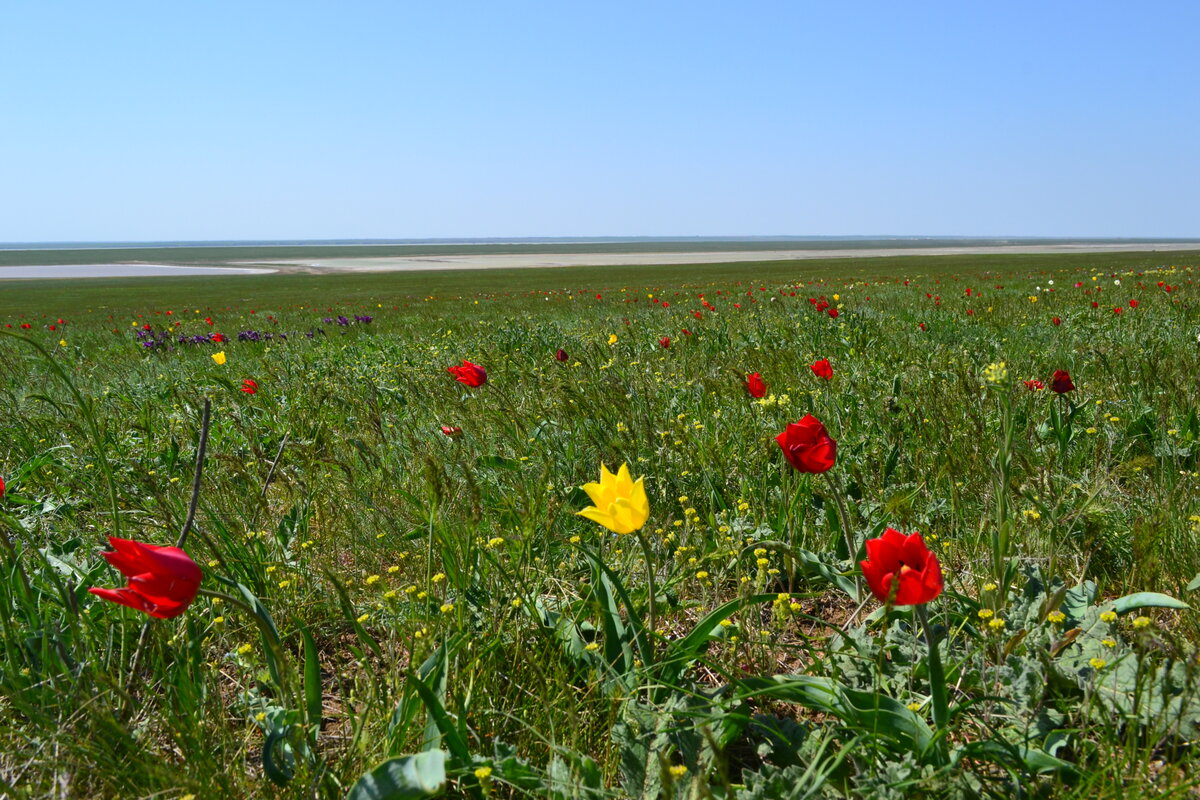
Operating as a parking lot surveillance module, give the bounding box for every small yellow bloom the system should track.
[608,334,618,345]
[577,463,650,535]
[59,339,67,347]
[584,642,600,652]
[668,765,688,778]
[987,618,1006,631]
[356,613,370,623]
[1047,611,1066,624]
[237,643,252,655]
[906,701,922,712]
[983,582,997,592]
[983,362,1008,384]
[977,609,994,620]
[1100,610,1117,623]
[1101,638,1116,648]
[1132,616,1151,629]
[474,766,493,780]
[695,570,709,580]
[212,351,227,365]
[1089,657,1107,670]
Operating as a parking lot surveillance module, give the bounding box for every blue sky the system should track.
[1,1,1197,241]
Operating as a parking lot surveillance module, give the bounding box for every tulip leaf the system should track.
[1186,573,1200,593]
[300,624,323,734]
[406,672,471,765]
[347,750,447,800]
[1111,592,1190,614]
[262,727,295,786]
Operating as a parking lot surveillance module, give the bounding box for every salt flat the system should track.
[241,242,1200,273]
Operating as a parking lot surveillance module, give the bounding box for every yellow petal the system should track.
[581,481,610,507]
[577,506,617,532]
[614,463,633,495]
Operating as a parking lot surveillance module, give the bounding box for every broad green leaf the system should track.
[1111,592,1190,614]
[347,750,447,800]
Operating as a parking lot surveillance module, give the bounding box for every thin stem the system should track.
[826,471,860,597]
[175,398,212,549]
[197,587,292,697]
[636,532,658,642]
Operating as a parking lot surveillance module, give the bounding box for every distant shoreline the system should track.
[244,242,1200,275]
[1,239,1198,279]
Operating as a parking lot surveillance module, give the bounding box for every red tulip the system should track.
[555,348,569,362]
[88,537,202,619]
[0,476,5,499]
[745,372,767,398]
[1050,369,1075,394]
[659,336,671,348]
[1024,379,1045,391]
[827,308,839,318]
[775,414,837,473]
[1052,316,1061,326]
[440,425,462,437]
[1129,299,1139,308]
[810,358,833,380]
[860,528,943,605]
[447,360,488,387]
[240,379,258,394]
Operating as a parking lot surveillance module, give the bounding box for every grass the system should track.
[1,249,1199,798]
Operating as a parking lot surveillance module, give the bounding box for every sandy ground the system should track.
[239,242,1200,274]
[0,264,277,280]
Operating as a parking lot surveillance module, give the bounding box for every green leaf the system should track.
[406,673,471,765]
[347,750,447,800]
[1186,573,1200,592]
[1111,592,1190,614]
[301,624,323,732]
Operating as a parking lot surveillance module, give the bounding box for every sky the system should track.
[1,1,1197,241]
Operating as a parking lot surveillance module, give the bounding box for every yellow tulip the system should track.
[577,463,649,535]
[212,351,227,365]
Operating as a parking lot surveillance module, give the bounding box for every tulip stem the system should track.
[636,532,658,646]
[826,472,860,598]
[916,604,951,766]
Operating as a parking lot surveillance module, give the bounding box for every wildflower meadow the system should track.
[2,249,1200,798]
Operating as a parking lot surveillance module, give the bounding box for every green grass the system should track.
[1,250,1199,798]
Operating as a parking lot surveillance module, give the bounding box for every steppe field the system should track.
[3,248,1200,798]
